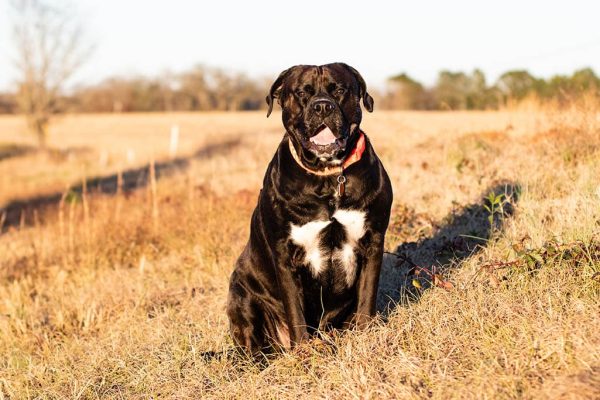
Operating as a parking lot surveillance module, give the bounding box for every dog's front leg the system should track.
[275,257,309,347]
[354,231,385,328]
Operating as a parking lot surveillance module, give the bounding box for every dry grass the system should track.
[0,106,599,399]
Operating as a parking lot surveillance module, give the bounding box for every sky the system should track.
[1,0,599,91]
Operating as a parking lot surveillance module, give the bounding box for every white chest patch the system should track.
[289,209,366,285]
[290,220,331,275]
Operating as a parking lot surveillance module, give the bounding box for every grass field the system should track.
[0,106,599,399]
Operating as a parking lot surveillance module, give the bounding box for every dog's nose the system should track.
[312,99,335,117]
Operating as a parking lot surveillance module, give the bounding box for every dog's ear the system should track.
[341,63,374,113]
[266,67,295,117]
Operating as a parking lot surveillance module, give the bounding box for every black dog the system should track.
[227,63,392,353]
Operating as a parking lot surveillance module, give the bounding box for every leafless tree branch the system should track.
[10,0,91,148]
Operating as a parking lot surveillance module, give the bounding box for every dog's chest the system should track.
[289,209,366,286]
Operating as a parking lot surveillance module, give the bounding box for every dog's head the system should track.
[266,63,373,167]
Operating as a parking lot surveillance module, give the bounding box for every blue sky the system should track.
[1,0,599,91]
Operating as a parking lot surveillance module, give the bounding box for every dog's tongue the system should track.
[310,126,336,145]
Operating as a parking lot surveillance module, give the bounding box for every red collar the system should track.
[288,132,367,176]
[342,131,366,170]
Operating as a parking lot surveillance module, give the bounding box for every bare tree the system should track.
[10,0,90,148]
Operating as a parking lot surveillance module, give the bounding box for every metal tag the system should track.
[337,175,347,197]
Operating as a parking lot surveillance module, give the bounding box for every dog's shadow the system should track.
[377,181,520,315]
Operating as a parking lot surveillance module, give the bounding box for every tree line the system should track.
[381,67,600,110]
[1,66,597,115]
[69,66,268,113]
[0,66,267,114]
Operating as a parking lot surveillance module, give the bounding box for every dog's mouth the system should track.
[303,124,347,156]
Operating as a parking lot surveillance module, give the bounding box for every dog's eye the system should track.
[297,91,307,98]
[334,88,345,96]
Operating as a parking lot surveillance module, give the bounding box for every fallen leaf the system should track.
[433,274,454,290]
